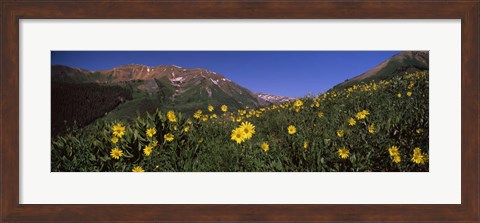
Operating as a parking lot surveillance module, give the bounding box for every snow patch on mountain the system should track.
[256,93,295,104]
[210,78,219,86]
[171,77,185,82]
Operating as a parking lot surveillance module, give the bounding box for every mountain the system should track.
[51,65,110,83]
[99,64,271,108]
[51,51,429,136]
[256,93,294,104]
[334,51,429,89]
[51,64,273,124]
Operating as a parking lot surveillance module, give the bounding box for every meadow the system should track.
[51,71,429,172]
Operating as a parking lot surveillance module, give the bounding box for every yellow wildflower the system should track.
[413,147,422,155]
[193,110,202,119]
[336,129,344,137]
[201,115,209,122]
[317,112,324,118]
[221,105,228,112]
[392,155,401,163]
[112,123,126,138]
[238,109,246,115]
[146,127,157,138]
[303,141,308,149]
[348,118,356,126]
[388,146,400,156]
[167,111,177,122]
[143,145,153,156]
[355,110,369,120]
[132,166,144,172]
[368,123,375,133]
[287,125,297,135]
[407,92,412,97]
[411,147,427,164]
[164,133,174,142]
[408,81,415,89]
[110,148,123,160]
[111,137,119,144]
[261,142,269,152]
[338,147,350,159]
[208,105,214,112]
[294,99,303,108]
[231,128,245,144]
[239,121,255,139]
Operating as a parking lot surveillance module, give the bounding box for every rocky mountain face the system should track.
[51,64,276,120]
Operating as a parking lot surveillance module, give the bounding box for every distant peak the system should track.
[256,93,295,104]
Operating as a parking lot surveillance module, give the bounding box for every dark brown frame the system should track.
[1,1,478,222]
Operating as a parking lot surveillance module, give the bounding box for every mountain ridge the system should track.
[334,51,429,89]
[52,64,291,107]
[51,64,274,122]
[255,93,295,104]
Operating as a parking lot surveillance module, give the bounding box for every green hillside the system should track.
[95,75,268,122]
[52,71,429,172]
[52,65,270,128]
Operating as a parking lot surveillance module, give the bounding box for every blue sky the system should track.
[52,51,400,98]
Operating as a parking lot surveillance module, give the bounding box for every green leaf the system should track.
[66,146,73,157]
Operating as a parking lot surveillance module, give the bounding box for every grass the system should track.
[51,71,429,172]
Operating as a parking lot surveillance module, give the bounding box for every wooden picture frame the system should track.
[1,1,478,222]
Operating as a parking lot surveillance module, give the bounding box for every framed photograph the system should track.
[1,1,478,222]
[49,50,430,173]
